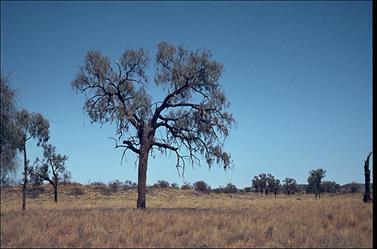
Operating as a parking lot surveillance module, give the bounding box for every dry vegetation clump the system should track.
[0,185,372,248]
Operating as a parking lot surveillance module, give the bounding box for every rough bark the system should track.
[363,152,372,203]
[136,131,150,209]
[22,143,27,212]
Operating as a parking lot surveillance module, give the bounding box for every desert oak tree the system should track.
[31,144,68,202]
[72,42,235,209]
[307,169,326,199]
[16,109,49,211]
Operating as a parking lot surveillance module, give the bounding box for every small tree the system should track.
[265,174,277,196]
[282,177,298,195]
[31,144,68,203]
[72,42,235,209]
[307,169,326,199]
[270,179,280,198]
[16,109,49,211]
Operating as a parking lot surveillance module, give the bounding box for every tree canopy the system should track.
[72,42,235,208]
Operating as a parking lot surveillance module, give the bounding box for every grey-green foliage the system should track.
[31,144,68,201]
[71,42,236,173]
[0,74,21,184]
[321,180,340,193]
[269,177,280,196]
[16,109,50,147]
[252,173,268,195]
[307,168,326,198]
[32,144,68,181]
[193,180,211,193]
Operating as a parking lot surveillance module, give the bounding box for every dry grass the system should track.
[0,184,373,248]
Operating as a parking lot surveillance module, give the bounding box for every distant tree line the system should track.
[75,176,371,196]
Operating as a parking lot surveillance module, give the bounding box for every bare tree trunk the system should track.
[137,139,149,209]
[274,192,277,198]
[22,143,27,212]
[54,184,58,203]
[363,152,373,203]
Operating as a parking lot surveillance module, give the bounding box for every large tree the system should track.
[16,109,49,211]
[0,74,21,185]
[31,143,68,202]
[72,42,235,209]
[307,168,326,199]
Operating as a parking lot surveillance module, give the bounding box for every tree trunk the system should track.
[22,143,27,212]
[136,136,150,209]
[274,192,277,198]
[54,184,58,203]
[363,152,372,203]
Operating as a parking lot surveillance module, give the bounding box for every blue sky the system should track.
[1,1,372,188]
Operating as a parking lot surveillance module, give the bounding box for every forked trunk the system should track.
[22,143,27,212]
[137,140,149,209]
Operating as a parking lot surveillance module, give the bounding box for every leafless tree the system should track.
[72,42,235,209]
[363,151,372,203]
[16,109,49,211]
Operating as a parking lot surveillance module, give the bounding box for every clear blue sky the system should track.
[1,1,372,187]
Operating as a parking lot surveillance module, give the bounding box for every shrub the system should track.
[170,182,179,189]
[27,186,45,198]
[123,180,137,190]
[244,187,252,193]
[223,183,238,193]
[153,180,170,189]
[68,187,85,196]
[108,180,123,193]
[90,182,109,195]
[193,180,211,193]
[212,187,223,193]
[181,182,192,190]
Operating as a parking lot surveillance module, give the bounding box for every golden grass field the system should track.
[0,184,373,248]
